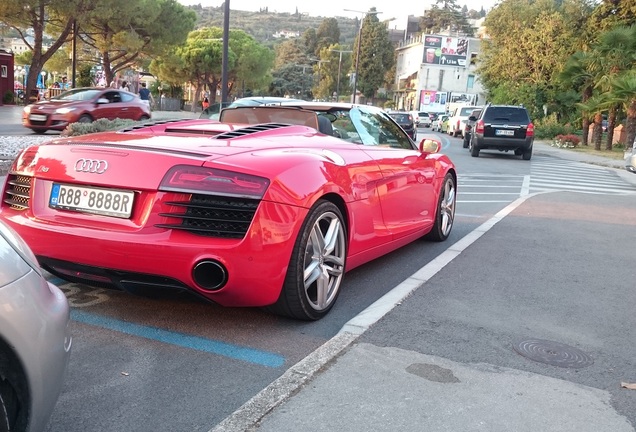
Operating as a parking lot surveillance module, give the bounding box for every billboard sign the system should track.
[423,35,469,67]
[419,90,447,113]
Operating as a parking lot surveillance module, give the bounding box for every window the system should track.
[0,66,6,78]
[467,74,475,89]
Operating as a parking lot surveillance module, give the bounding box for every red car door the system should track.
[350,108,437,240]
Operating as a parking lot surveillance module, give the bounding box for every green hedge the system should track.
[533,113,577,140]
[62,118,140,137]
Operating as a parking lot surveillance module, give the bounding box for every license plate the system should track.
[495,129,515,136]
[29,114,47,121]
[49,183,134,218]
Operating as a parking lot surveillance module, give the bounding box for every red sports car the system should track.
[1,102,456,320]
[22,87,152,134]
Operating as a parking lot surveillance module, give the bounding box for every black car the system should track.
[469,104,534,160]
[387,111,417,140]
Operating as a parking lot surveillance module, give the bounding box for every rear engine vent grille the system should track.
[119,119,187,133]
[214,123,290,140]
[156,194,259,239]
[3,174,32,211]
[163,128,222,136]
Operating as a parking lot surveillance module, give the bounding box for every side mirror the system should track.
[419,138,441,154]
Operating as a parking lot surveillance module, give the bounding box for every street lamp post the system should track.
[221,0,230,104]
[329,49,352,102]
[344,9,382,104]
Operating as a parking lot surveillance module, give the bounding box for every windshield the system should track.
[54,89,101,101]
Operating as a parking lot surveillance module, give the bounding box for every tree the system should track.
[160,27,272,109]
[478,0,588,118]
[302,28,318,56]
[419,0,474,36]
[269,63,314,99]
[77,0,196,86]
[315,18,340,55]
[0,0,93,103]
[313,44,352,101]
[354,11,394,100]
[558,51,595,145]
[574,25,636,150]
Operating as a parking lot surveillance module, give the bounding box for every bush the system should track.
[553,134,581,148]
[533,113,576,140]
[62,118,138,137]
[3,91,15,104]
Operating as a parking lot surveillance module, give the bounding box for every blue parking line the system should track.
[70,309,285,368]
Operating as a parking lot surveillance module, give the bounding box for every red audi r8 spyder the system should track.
[0,102,456,320]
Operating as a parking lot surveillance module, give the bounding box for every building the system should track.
[393,16,487,114]
[0,49,15,105]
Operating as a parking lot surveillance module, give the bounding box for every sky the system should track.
[177,1,498,27]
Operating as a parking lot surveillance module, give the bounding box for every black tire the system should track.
[0,379,16,432]
[462,135,469,148]
[425,173,456,242]
[266,200,347,320]
[0,392,8,432]
[522,147,532,160]
[469,136,480,157]
[139,115,150,122]
[78,114,92,123]
[33,129,47,135]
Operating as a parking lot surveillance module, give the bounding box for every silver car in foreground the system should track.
[0,220,71,432]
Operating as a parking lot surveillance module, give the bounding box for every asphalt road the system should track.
[0,115,635,431]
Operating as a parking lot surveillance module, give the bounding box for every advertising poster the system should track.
[423,35,469,67]
[419,90,447,113]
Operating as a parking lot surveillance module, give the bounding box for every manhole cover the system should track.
[513,339,594,368]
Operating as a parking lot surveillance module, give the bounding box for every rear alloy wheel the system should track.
[268,200,347,320]
[78,114,92,123]
[426,173,456,242]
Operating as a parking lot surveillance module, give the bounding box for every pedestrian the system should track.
[202,95,210,114]
[120,80,130,92]
[138,82,154,109]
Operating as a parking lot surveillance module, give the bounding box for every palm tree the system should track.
[559,51,595,146]
[588,25,636,150]
[579,70,636,150]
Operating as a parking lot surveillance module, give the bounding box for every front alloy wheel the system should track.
[268,200,347,320]
[426,173,456,242]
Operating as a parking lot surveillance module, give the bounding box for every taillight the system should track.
[475,120,484,134]
[527,122,534,137]
[159,165,270,199]
[456,120,460,130]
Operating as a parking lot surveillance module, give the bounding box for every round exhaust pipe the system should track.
[193,260,228,291]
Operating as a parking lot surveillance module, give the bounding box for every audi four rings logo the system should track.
[74,158,108,174]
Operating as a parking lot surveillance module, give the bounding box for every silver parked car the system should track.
[626,135,636,174]
[0,220,71,432]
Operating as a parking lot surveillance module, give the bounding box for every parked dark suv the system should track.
[387,111,417,140]
[469,105,534,160]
